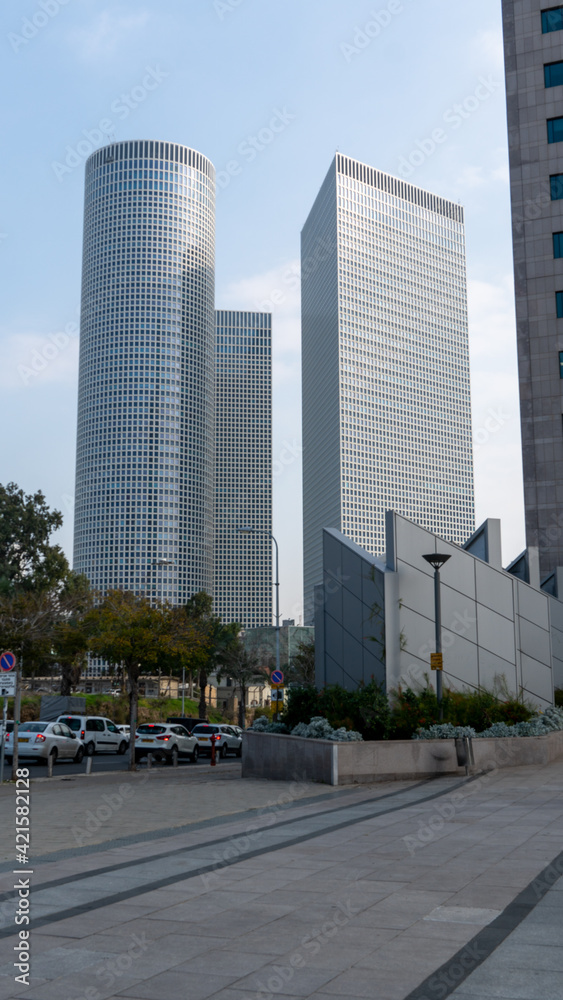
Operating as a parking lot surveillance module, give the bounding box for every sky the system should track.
[0,0,523,624]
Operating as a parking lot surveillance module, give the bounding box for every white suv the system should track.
[56,716,128,756]
[191,724,242,758]
[134,723,199,764]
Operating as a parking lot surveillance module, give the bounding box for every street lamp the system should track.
[238,527,280,676]
[422,553,451,722]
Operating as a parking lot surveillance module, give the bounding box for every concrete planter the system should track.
[242,728,563,786]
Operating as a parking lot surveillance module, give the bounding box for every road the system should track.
[3,751,238,777]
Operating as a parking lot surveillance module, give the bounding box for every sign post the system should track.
[0,651,16,785]
[270,670,284,722]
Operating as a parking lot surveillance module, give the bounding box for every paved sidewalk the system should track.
[0,760,562,999]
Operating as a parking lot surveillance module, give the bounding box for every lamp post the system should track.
[238,527,280,676]
[422,553,451,722]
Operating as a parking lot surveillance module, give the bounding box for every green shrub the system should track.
[282,681,390,740]
[390,679,535,738]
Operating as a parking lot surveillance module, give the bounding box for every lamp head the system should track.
[238,526,254,535]
[422,553,451,571]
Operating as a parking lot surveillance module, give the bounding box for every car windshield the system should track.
[60,718,81,731]
[20,723,47,733]
[137,725,167,735]
[193,725,218,734]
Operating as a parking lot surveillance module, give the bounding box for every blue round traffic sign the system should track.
[271,669,284,685]
[0,651,16,672]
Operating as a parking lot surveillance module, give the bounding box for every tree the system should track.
[287,635,316,686]
[217,641,267,728]
[0,483,81,776]
[84,591,204,770]
[0,483,69,595]
[52,573,92,696]
[181,592,240,719]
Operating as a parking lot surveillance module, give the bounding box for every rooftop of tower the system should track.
[334,152,464,224]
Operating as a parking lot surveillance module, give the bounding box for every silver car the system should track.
[191,724,242,758]
[134,723,199,764]
[5,722,85,764]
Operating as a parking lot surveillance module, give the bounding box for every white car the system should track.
[5,722,85,764]
[56,715,129,756]
[134,723,199,764]
[117,724,130,737]
[191,723,242,758]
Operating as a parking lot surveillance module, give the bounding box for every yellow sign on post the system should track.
[430,653,443,671]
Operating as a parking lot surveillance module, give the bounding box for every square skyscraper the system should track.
[502,1,563,578]
[215,310,272,627]
[301,154,475,622]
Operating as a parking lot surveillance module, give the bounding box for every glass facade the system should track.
[302,154,474,621]
[74,140,216,609]
[215,310,272,627]
[544,61,563,87]
[551,174,563,200]
[547,117,563,143]
[542,7,563,32]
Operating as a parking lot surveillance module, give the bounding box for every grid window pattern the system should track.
[544,61,563,87]
[302,153,475,621]
[557,291,563,317]
[547,117,563,143]
[542,7,563,32]
[551,175,563,200]
[73,140,216,609]
[554,232,563,257]
[214,311,272,628]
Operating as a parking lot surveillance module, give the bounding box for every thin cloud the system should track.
[66,10,151,60]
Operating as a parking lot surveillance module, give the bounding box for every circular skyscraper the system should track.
[74,140,215,604]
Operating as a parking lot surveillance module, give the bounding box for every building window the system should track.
[554,233,563,258]
[557,292,563,318]
[547,117,563,143]
[560,352,563,378]
[551,175,563,200]
[545,62,563,87]
[542,7,563,32]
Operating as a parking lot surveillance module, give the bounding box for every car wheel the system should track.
[85,741,95,757]
[117,741,128,755]
[191,745,199,763]
[74,746,84,764]
[220,743,227,759]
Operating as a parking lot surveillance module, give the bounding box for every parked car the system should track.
[191,724,242,758]
[134,723,199,764]
[117,724,130,737]
[56,715,128,756]
[166,716,207,733]
[4,721,84,764]
[0,721,14,739]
